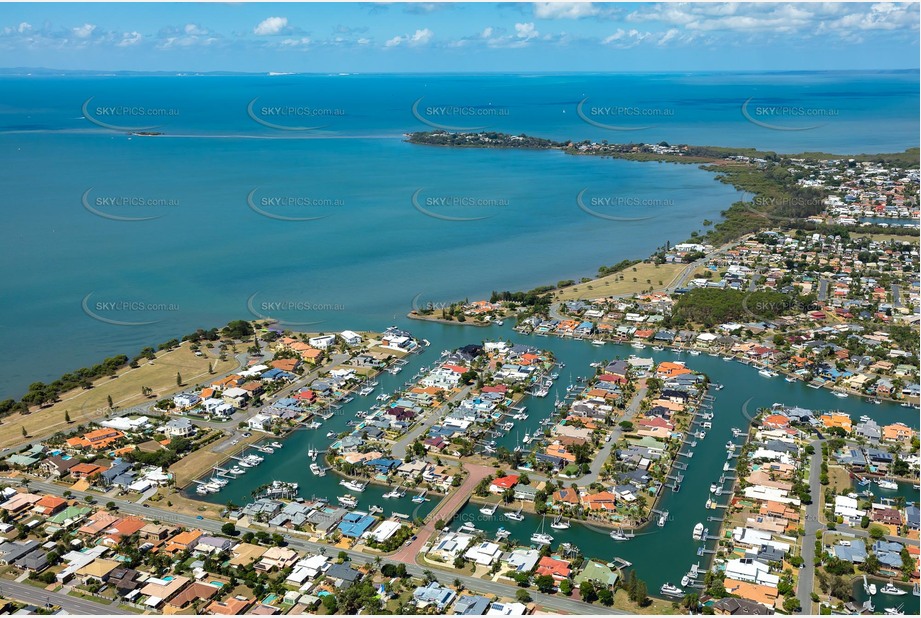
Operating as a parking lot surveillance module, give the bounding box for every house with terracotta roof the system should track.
[32,495,67,516]
[552,487,580,507]
[581,491,618,512]
[489,475,519,494]
[163,529,202,554]
[535,556,571,581]
[656,361,692,379]
[102,517,147,546]
[762,414,791,430]
[722,578,779,609]
[65,428,124,450]
[882,423,914,443]
[139,574,191,608]
[167,582,220,610]
[820,413,852,433]
[206,596,253,615]
[69,462,107,480]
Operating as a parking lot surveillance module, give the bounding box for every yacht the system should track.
[692,522,705,540]
[631,342,646,349]
[688,350,701,356]
[550,515,570,530]
[369,505,384,515]
[340,479,367,492]
[726,441,736,451]
[877,478,898,490]
[310,463,322,475]
[326,431,337,439]
[230,466,246,475]
[652,345,665,351]
[758,369,778,378]
[338,494,358,508]
[863,574,877,596]
[881,582,907,596]
[530,518,554,546]
[480,503,498,516]
[459,521,480,534]
[358,386,375,396]
[269,441,283,449]
[833,391,849,398]
[657,510,669,527]
[592,339,606,346]
[383,487,405,499]
[870,398,882,405]
[660,583,684,597]
[785,376,797,383]
[610,529,632,541]
[412,490,428,503]
[505,505,525,521]
[883,607,904,616]
[496,527,511,540]
[709,483,718,494]
[681,574,692,587]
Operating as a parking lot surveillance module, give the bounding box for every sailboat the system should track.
[530,516,554,545]
[550,514,570,530]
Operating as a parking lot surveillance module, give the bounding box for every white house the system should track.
[340,330,362,346]
[367,520,401,543]
[248,414,273,432]
[308,335,337,350]
[223,387,249,407]
[834,495,866,526]
[287,555,329,585]
[100,416,150,432]
[172,393,200,410]
[161,418,196,438]
[464,541,502,566]
[724,558,779,587]
[421,365,465,389]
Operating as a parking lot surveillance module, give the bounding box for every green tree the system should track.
[534,575,556,593]
[579,580,597,603]
[221,523,237,536]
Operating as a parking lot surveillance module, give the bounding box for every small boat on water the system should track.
[652,345,664,351]
[505,504,525,522]
[657,510,669,527]
[338,494,358,508]
[369,505,384,514]
[785,376,797,382]
[496,527,511,540]
[340,479,367,492]
[269,441,283,449]
[383,487,405,499]
[326,431,337,439]
[863,574,877,596]
[592,339,606,346]
[884,606,904,616]
[310,463,322,475]
[530,531,554,546]
[609,529,632,541]
[631,342,647,349]
[688,350,701,356]
[881,582,907,596]
[412,490,428,504]
[709,483,718,494]
[758,369,778,378]
[480,503,498,516]
[870,398,882,404]
[550,515,570,530]
[833,390,849,398]
[692,522,704,540]
[877,478,898,490]
[660,583,684,597]
[230,466,246,475]
[459,521,480,534]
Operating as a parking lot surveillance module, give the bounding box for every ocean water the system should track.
[1,71,918,398]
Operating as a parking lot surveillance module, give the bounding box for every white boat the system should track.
[631,342,647,349]
[610,529,631,541]
[870,398,882,405]
[338,494,358,508]
[358,386,375,396]
[326,431,337,439]
[833,391,849,398]
[726,441,736,451]
[340,479,367,492]
[785,376,796,382]
[877,478,898,490]
[652,345,664,351]
[592,339,606,346]
[412,490,428,504]
[530,532,554,546]
[310,463,322,475]
[723,462,731,471]
[688,350,701,356]
[480,503,498,516]
[884,607,904,616]
[550,515,570,530]
[495,320,504,326]
[692,522,704,540]
[681,574,692,587]
[863,574,877,596]
[505,504,525,521]
[496,527,511,540]
[657,510,669,527]
[459,521,479,533]
[709,483,718,494]
[230,466,246,475]
[269,441,283,449]
[660,583,684,597]
[758,369,778,378]
[369,505,384,514]
[881,582,907,596]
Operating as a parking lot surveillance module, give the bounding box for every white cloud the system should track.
[385,35,404,47]
[657,28,679,45]
[481,27,493,38]
[254,16,288,36]
[116,31,142,47]
[410,28,433,44]
[515,22,538,40]
[533,2,600,20]
[72,23,96,39]
[279,37,311,48]
[602,28,651,48]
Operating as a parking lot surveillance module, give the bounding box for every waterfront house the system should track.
[535,556,571,582]
[489,475,519,494]
[464,541,503,566]
[574,560,619,588]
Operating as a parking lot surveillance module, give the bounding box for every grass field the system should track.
[553,262,687,301]
[0,342,237,450]
[168,432,264,487]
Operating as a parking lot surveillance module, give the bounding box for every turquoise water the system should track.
[185,321,919,594]
[1,72,918,398]
[849,579,919,615]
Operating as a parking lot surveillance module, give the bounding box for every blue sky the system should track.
[0,2,918,72]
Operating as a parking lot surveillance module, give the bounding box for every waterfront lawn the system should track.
[612,588,679,614]
[168,431,263,486]
[0,342,235,449]
[553,262,686,301]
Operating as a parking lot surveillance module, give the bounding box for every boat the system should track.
[833,391,849,398]
[722,356,732,361]
[505,504,525,522]
[631,342,646,349]
[715,486,723,496]
[657,510,669,527]
[369,505,384,515]
[884,607,904,616]
[610,529,632,541]
[709,483,718,494]
[714,384,724,390]
[230,466,246,475]
[858,477,871,487]
[785,376,796,382]
[480,503,498,516]
[496,527,511,540]
[758,369,778,378]
[877,478,898,490]
[688,350,701,356]
[326,431,337,439]
[692,522,704,540]
[660,583,684,597]
[307,447,317,459]
[459,521,479,533]
[726,441,736,451]
[310,463,322,475]
[412,490,428,503]
[592,339,606,346]
[358,386,375,396]
[652,345,665,351]
[269,441,283,449]
[338,494,358,508]
[881,582,907,596]
[705,498,713,509]
[383,487,405,499]
[863,574,877,596]
[340,479,367,492]
[495,319,504,326]
[723,462,731,471]
[550,515,570,530]
[530,517,554,546]
[870,398,882,405]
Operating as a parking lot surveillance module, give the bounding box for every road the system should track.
[390,383,474,460]
[891,283,901,308]
[797,438,823,613]
[19,479,626,615]
[0,579,132,615]
[817,279,829,302]
[580,384,647,484]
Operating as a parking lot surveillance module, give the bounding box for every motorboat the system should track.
[881,582,907,596]
[369,505,384,515]
[383,487,405,499]
[692,522,704,540]
[338,494,358,508]
[269,441,283,449]
[496,527,511,540]
[326,431,337,439]
[310,463,322,475]
[550,515,570,530]
[726,441,736,451]
[863,574,877,596]
[870,398,882,405]
[688,350,701,356]
[758,369,778,378]
[709,483,718,494]
[530,532,554,546]
[652,345,665,351]
[480,503,498,516]
[230,466,246,475]
[657,510,669,527]
[610,529,632,541]
[660,583,684,597]
[877,478,898,490]
[592,339,606,346]
[833,391,849,398]
[631,342,647,349]
[505,504,525,521]
[412,490,428,503]
[340,479,367,492]
[785,376,797,382]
